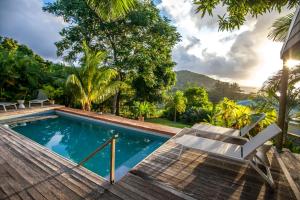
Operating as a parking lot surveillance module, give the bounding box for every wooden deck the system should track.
[0,108,298,200]
[279,149,300,192]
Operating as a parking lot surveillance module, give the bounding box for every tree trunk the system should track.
[283,107,289,145]
[111,92,121,116]
[116,91,121,116]
[84,101,91,112]
[277,60,289,151]
[112,94,117,114]
[174,108,176,122]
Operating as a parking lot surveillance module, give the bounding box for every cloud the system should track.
[157,0,291,86]
[219,35,237,43]
[184,36,201,50]
[0,0,65,61]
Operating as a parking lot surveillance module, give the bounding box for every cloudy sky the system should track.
[0,0,293,87]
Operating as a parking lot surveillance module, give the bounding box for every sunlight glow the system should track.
[245,41,282,87]
[286,59,300,68]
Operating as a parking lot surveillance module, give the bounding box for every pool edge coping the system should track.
[55,107,182,137]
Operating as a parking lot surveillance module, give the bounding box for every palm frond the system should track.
[267,13,294,42]
[66,74,87,106]
[86,0,137,21]
[92,81,122,103]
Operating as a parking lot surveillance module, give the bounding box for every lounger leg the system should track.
[29,102,31,108]
[178,145,184,159]
[41,102,43,107]
[2,105,6,112]
[249,159,274,188]
[14,104,17,110]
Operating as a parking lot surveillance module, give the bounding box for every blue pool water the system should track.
[11,112,168,180]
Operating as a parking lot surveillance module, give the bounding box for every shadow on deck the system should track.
[119,139,297,200]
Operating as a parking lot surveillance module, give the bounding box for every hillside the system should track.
[174,70,220,90]
[174,70,258,94]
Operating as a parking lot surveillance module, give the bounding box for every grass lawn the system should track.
[145,118,191,129]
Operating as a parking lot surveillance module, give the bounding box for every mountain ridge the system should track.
[174,70,258,93]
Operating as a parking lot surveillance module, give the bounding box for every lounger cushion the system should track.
[175,134,243,160]
[29,99,48,103]
[192,123,240,137]
[0,102,17,106]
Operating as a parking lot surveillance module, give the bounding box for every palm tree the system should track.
[267,13,294,42]
[66,41,120,111]
[260,66,300,142]
[86,0,137,21]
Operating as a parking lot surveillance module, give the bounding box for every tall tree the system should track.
[66,41,120,111]
[209,81,245,103]
[194,0,299,31]
[171,90,187,122]
[44,1,180,115]
[184,87,212,108]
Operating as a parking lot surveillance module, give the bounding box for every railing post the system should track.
[110,136,116,184]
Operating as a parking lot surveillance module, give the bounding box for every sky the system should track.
[0,0,293,87]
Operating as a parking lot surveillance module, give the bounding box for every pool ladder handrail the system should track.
[77,134,118,184]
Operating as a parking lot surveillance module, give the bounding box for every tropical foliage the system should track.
[260,66,300,139]
[2,0,299,154]
[44,1,180,115]
[166,91,187,122]
[65,41,120,111]
[209,98,277,133]
[194,0,299,31]
[0,37,69,102]
[210,98,251,129]
[42,85,63,100]
[132,101,155,119]
[209,81,247,103]
[184,87,212,108]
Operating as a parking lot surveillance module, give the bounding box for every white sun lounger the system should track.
[0,102,17,112]
[192,113,266,139]
[175,124,281,187]
[29,90,49,108]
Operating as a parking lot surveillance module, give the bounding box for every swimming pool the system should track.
[10,111,169,180]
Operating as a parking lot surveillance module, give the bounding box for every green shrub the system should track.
[42,85,63,100]
[132,101,155,119]
[181,107,212,124]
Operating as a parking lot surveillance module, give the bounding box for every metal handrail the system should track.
[77,134,118,184]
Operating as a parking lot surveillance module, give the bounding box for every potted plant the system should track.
[42,85,63,105]
[16,89,28,109]
[133,101,153,122]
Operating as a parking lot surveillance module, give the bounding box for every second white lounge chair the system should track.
[175,123,281,188]
[192,113,266,139]
[29,90,49,108]
[0,102,17,112]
